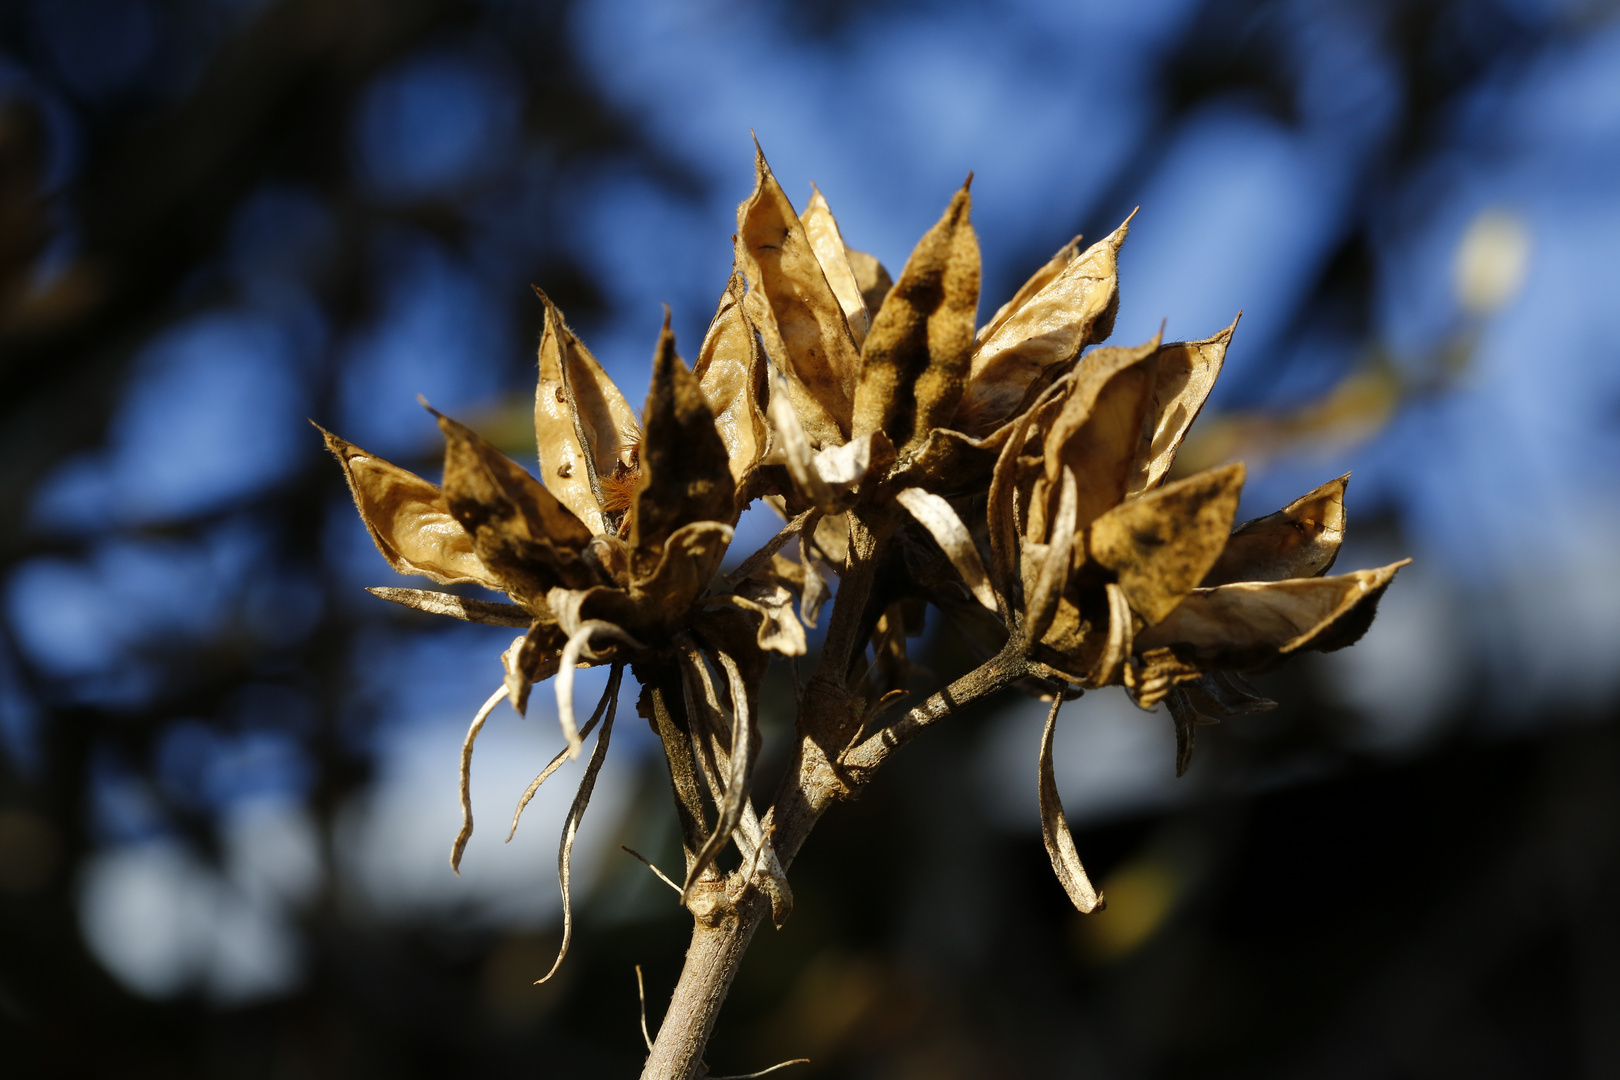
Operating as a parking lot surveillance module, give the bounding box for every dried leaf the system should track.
[631,316,737,560]
[1134,559,1410,670]
[1039,336,1161,534]
[959,217,1130,434]
[508,665,622,842]
[895,487,997,612]
[800,185,871,348]
[320,426,503,590]
[1202,472,1347,586]
[646,678,711,867]
[366,586,531,627]
[450,684,510,875]
[434,408,598,606]
[767,385,837,511]
[851,179,980,454]
[535,680,618,985]
[735,145,859,439]
[1088,463,1246,625]
[694,273,770,492]
[1127,315,1238,497]
[532,290,636,534]
[975,233,1081,345]
[812,430,892,492]
[1038,693,1104,913]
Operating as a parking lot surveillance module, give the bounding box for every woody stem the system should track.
[638,629,1035,1079]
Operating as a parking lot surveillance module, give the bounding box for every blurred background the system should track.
[3,0,1620,1076]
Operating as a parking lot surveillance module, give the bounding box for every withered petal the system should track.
[716,579,808,657]
[319,426,503,590]
[1202,472,1348,586]
[1127,315,1238,497]
[851,178,980,454]
[1088,462,1246,625]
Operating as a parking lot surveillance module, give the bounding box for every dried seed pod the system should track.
[1127,315,1239,497]
[694,273,770,496]
[320,426,504,590]
[959,215,1130,435]
[1202,472,1348,586]
[735,144,860,444]
[532,288,640,534]
[631,316,737,563]
[852,178,980,455]
[1087,462,1246,625]
[800,185,872,348]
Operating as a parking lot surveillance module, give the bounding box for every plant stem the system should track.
[637,642,1034,1079]
[639,893,770,1080]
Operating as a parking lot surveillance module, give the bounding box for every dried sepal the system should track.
[507,665,623,842]
[1202,472,1347,586]
[678,646,758,902]
[450,684,510,875]
[895,487,997,612]
[1125,646,1205,709]
[365,586,531,627]
[959,216,1130,435]
[887,422,1011,495]
[694,273,770,494]
[1038,693,1104,913]
[1127,315,1239,497]
[631,317,737,560]
[1135,559,1410,670]
[735,145,860,442]
[556,620,643,758]
[502,619,565,715]
[1181,672,1276,718]
[716,579,808,657]
[434,407,598,607]
[800,185,871,348]
[532,289,639,534]
[535,675,619,985]
[319,426,503,590]
[799,534,831,629]
[1088,462,1246,625]
[627,521,735,627]
[852,179,980,454]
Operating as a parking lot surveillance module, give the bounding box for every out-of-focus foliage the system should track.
[2,0,1618,1077]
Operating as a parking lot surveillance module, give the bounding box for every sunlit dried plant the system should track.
[320,143,1405,1080]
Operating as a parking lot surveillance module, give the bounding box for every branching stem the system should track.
[637,511,1031,1079]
